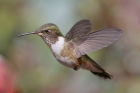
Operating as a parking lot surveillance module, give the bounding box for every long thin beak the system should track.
[18,32,36,37]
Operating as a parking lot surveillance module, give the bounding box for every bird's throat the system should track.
[50,37,65,56]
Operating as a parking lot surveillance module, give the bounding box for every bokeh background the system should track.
[0,0,140,93]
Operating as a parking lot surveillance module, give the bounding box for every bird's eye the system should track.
[44,30,49,33]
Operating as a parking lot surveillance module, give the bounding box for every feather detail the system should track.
[73,28,123,58]
[65,20,92,41]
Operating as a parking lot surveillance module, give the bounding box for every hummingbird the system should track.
[18,20,123,79]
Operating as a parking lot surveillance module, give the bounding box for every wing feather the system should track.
[73,28,123,58]
[65,20,92,41]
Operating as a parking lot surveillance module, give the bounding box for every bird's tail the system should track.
[79,55,113,79]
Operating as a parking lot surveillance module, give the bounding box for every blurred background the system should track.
[0,0,140,93]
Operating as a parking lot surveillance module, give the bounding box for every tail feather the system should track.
[90,71,113,79]
[79,55,113,79]
[89,62,113,79]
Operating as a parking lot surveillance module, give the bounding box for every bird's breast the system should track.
[50,36,75,68]
[55,55,74,68]
[51,36,65,55]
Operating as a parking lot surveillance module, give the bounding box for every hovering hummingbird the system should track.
[18,20,122,79]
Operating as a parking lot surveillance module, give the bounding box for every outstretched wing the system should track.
[72,28,123,58]
[65,20,92,41]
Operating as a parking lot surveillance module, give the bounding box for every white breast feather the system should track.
[50,36,74,68]
[51,36,65,55]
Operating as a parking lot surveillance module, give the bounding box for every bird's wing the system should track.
[65,20,92,41]
[71,28,123,58]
